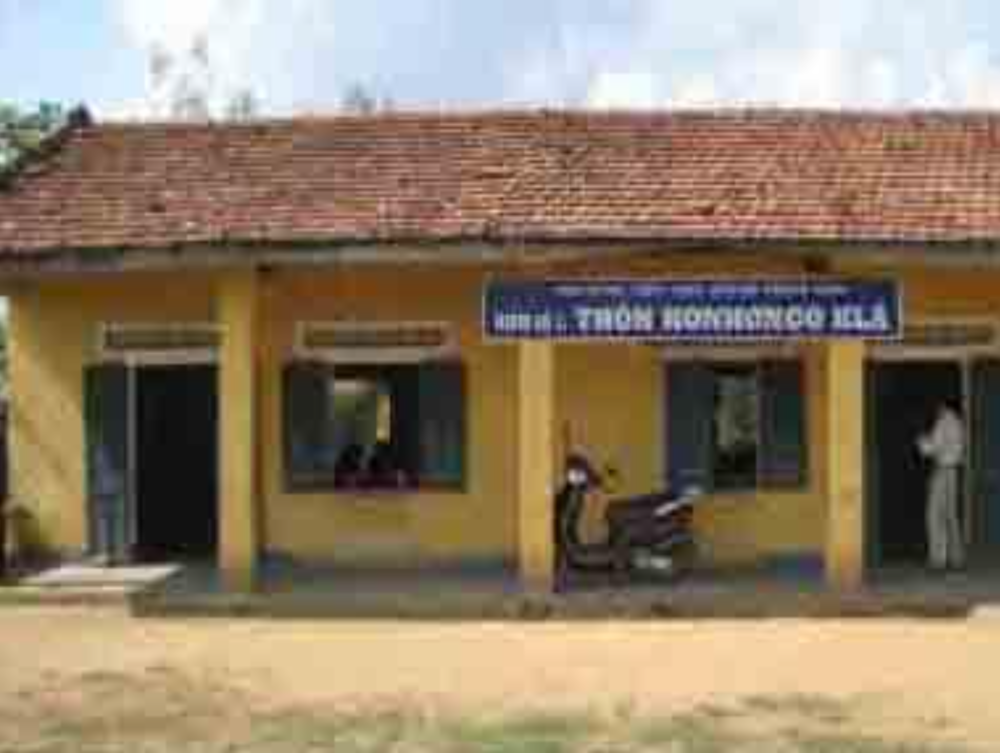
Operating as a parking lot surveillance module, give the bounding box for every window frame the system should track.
[282,360,337,493]
[97,322,222,366]
[282,358,469,495]
[294,320,457,364]
[666,354,809,494]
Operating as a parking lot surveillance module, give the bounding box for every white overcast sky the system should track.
[4,1,1000,115]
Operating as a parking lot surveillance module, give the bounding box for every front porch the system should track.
[209,290,869,595]
[8,265,962,596]
[514,338,867,594]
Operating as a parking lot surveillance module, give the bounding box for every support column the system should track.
[218,269,261,592]
[825,339,866,590]
[517,341,557,591]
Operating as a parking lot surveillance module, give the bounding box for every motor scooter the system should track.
[554,452,700,590]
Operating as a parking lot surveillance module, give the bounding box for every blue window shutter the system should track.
[665,362,714,493]
[417,362,466,487]
[760,360,808,489]
[283,361,333,489]
[865,363,882,569]
[972,359,1000,550]
[84,364,131,560]
[390,365,422,481]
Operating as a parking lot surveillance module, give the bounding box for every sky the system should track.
[5,1,1000,117]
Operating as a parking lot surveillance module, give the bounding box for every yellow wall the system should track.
[541,253,830,565]
[6,272,216,553]
[259,267,519,566]
[10,254,1000,571]
[6,266,521,566]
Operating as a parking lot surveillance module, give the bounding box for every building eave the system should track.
[3,235,1000,280]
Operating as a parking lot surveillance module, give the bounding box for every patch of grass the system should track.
[444,712,593,753]
[0,669,976,753]
[695,701,743,721]
[255,708,420,753]
[632,710,746,752]
[247,709,593,753]
[743,693,854,724]
[788,731,966,753]
[1,708,976,753]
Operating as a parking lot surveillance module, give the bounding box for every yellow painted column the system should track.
[217,269,262,592]
[517,341,557,591]
[825,339,866,590]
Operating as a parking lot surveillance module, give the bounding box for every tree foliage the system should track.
[148,35,259,121]
[0,102,67,396]
[148,38,393,120]
[341,83,394,114]
[0,102,65,169]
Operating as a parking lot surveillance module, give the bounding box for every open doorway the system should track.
[868,361,964,566]
[134,365,218,561]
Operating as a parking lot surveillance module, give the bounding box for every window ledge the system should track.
[284,484,466,497]
[702,489,759,504]
[339,486,463,495]
[698,488,811,507]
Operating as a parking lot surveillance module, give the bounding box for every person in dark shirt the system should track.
[366,439,406,488]
[334,443,365,488]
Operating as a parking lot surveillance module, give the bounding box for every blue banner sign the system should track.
[484,279,901,341]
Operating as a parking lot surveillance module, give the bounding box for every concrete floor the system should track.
[7,556,1000,619]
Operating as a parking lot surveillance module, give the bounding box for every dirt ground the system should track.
[2,606,999,751]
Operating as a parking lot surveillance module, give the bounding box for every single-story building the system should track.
[2,107,1000,593]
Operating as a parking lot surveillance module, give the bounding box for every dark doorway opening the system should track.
[869,361,963,566]
[135,365,218,561]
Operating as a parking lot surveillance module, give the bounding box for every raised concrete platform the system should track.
[133,560,1000,620]
[19,562,182,588]
[1,562,183,606]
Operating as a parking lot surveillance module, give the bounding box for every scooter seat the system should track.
[605,490,681,529]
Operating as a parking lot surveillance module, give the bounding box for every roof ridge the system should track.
[92,105,1000,130]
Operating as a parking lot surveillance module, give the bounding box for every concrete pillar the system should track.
[217,269,262,592]
[517,341,557,591]
[825,339,866,590]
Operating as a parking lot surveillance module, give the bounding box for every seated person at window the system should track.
[285,361,465,491]
[365,439,410,489]
[334,442,365,488]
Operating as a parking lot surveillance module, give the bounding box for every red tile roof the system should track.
[4,108,1000,259]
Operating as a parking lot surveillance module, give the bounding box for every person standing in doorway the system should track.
[917,402,966,572]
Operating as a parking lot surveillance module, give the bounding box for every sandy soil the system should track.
[2,606,999,748]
